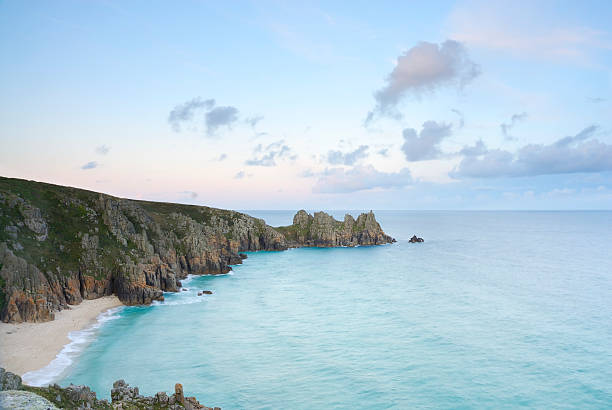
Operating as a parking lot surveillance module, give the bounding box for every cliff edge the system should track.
[0,177,394,323]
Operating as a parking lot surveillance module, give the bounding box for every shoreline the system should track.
[0,296,123,379]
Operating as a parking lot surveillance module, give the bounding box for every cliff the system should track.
[276,209,396,247]
[0,177,394,323]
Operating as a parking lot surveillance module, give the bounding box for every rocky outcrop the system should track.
[1,368,219,409]
[276,210,395,247]
[0,177,394,323]
[0,390,59,409]
[409,235,424,243]
[1,367,22,390]
[110,379,219,409]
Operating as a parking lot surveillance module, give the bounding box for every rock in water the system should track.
[409,235,424,243]
[276,210,396,247]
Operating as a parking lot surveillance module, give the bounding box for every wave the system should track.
[21,306,124,387]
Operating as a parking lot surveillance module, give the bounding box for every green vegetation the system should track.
[0,176,256,282]
[23,385,113,410]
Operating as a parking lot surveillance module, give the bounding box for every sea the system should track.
[23,211,612,408]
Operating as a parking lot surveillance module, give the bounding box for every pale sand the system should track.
[0,296,122,376]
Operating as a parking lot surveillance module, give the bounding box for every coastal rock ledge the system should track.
[0,177,395,323]
[0,368,218,409]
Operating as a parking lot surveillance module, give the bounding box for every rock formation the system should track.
[0,177,395,323]
[0,368,219,409]
[276,210,395,247]
[409,235,424,243]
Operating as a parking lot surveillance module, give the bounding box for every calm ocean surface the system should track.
[57,211,612,408]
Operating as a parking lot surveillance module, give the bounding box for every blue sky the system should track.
[1,0,611,209]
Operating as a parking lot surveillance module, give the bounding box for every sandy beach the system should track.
[0,296,122,377]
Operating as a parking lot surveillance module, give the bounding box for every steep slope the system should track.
[0,177,284,323]
[0,177,395,323]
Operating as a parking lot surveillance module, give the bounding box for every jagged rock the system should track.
[154,391,169,405]
[202,290,213,295]
[277,210,396,247]
[0,367,22,390]
[239,253,247,259]
[0,368,218,409]
[198,292,203,296]
[111,379,141,403]
[409,235,424,243]
[63,384,98,407]
[174,383,185,405]
[17,202,48,241]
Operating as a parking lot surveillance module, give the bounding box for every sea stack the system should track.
[276,210,396,247]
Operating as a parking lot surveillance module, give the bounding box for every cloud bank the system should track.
[454,125,612,178]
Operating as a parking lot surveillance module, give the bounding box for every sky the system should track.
[1,0,611,210]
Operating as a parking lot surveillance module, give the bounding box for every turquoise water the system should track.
[59,211,612,408]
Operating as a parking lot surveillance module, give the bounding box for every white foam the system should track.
[21,306,124,387]
[151,296,208,306]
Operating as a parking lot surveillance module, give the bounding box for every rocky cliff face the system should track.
[277,209,396,247]
[0,177,285,323]
[0,177,394,323]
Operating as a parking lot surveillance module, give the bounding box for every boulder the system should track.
[0,368,22,391]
